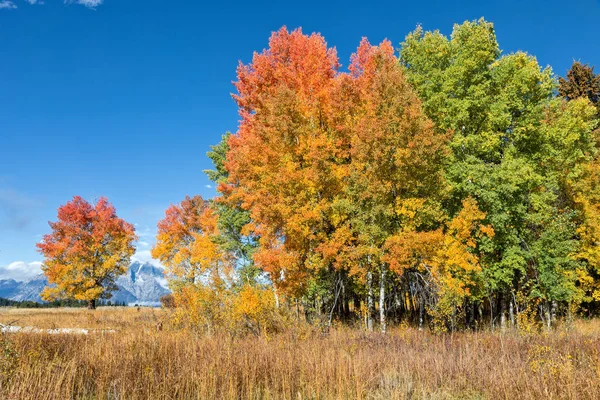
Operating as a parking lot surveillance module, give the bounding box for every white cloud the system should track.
[64,0,102,8]
[205,184,213,189]
[136,226,155,238]
[0,1,16,9]
[137,240,150,248]
[131,250,163,269]
[25,0,44,4]
[0,261,42,281]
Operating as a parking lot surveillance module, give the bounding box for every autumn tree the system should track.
[329,38,450,331]
[225,27,345,306]
[430,198,494,331]
[153,195,280,334]
[152,195,232,330]
[223,27,454,331]
[558,62,600,310]
[152,195,230,288]
[37,196,136,310]
[183,21,600,332]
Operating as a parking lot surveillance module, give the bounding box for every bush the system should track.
[159,294,176,308]
[168,283,283,336]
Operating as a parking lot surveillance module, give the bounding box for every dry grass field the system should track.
[0,307,599,399]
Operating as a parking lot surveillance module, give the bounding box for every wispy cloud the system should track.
[0,1,17,9]
[0,188,43,232]
[65,0,103,8]
[131,250,163,269]
[136,226,155,239]
[25,0,44,4]
[205,184,213,189]
[0,261,42,281]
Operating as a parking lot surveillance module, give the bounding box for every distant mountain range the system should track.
[0,262,170,306]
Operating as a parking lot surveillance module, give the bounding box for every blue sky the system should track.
[1,0,599,280]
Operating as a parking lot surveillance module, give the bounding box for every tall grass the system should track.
[0,308,599,399]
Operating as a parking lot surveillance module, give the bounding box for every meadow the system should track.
[0,307,599,399]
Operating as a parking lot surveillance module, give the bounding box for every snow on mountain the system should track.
[0,275,46,303]
[0,262,170,305]
[0,279,19,298]
[10,276,46,302]
[115,262,170,306]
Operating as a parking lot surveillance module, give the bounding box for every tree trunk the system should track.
[500,294,507,331]
[341,278,350,320]
[509,298,515,327]
[295,298,299,320]
[419,299,424,331]
[88,299,96,310]
[328,274,342,327]
[379,266,386,334]
[541,302,552,331]
[353,295,360,317]
[367,271,374,332]
[274,287,280,309]
[489,296,494,329]
[394,292,403,323]
[566,303,574,326]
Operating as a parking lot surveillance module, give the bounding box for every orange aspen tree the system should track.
[37,196,136,309]
[224,27,344,299]
[152,195,234,330]
[152,195,231,288]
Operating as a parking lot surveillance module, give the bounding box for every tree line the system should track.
[37,19,600,333]
[0,297,128,308]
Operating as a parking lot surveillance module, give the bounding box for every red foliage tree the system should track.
[37,196,136,309]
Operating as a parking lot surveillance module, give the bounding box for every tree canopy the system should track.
[37,196,136,309]
[143,20,600,333]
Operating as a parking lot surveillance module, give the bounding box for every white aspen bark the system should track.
[379,266,386,333]
[500,295,507,332]
[274,287,280,309]
[367,271,374,332]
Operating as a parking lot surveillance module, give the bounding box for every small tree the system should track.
[559,61,600,113]
[37,196,136,309]
[152,195,229,286]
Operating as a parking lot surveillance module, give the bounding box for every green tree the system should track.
[205,133,261,286]
[400,18,598,326]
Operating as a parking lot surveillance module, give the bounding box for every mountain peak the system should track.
[0,262,170,305]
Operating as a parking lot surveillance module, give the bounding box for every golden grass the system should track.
[0,306,164,330]
[1,308,600,399]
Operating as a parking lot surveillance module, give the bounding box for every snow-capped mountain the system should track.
[0,262,170,306]
[115,262,170,306]
[0,277,46,303]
